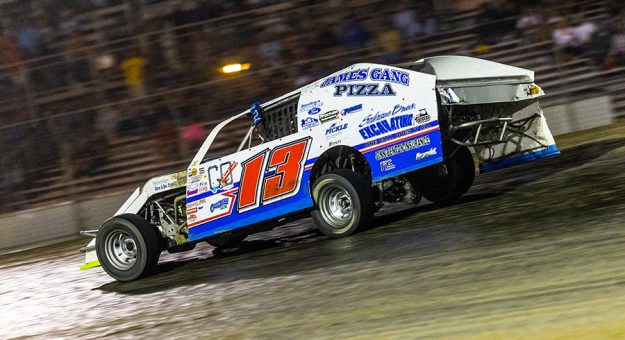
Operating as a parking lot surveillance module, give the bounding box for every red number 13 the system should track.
[238,138,310,212]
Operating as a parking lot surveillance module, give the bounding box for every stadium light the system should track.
[221,63,251,74]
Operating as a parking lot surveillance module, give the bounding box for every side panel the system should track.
[297,63,443,182]
[186,136,314,241]
[356,124,443,181]
[187,63,444,241]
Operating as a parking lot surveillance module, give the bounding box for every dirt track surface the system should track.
[2,138,625,339]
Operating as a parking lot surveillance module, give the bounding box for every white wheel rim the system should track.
[318,184,353,229]
[104,230,138,270]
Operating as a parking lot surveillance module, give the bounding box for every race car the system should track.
[81,56,559,281]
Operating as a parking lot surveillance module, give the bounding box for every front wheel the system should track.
[96,214,161,282]
[311,169,374,238]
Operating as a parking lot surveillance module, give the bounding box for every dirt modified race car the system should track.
[81,56,559,281]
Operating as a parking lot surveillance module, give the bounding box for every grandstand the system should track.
[0,0,623,213]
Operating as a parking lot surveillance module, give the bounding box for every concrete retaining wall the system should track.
[0,95,615,253]
[0,191,133,253]
[543,95,613,135]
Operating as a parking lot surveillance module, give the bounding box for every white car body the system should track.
[82,56,558,270]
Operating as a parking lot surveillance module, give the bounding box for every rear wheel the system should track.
[418,145,475,204]
[96,214,161,282]
[311,169,374,238]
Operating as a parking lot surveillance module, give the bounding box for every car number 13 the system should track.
[238,138,311,212]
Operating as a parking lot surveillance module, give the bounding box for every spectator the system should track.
[0,27,27,83]
[121,51,147,98]
[153,65,183,90]
[374,18,403,64]
[256,28,284,67]
[416,8,437,37]
[516,7,542,43]
[292,65,315,88]
[0,153,26,210]
[552,17,576,63]
[339,13,371,50]
[155,114,179,162]
[607,22,625,67]
[571,13,599,55]
[95,105,121,143]
[17,17,40,58]
[67,32,91,86]
[393,1,421,41]
[587,21,612,66]
[182,115,206,157]
[476,1,517,45]
[58,8,79,39]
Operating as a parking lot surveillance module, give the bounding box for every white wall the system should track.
[0,191,132,253]
[543,95,613,136]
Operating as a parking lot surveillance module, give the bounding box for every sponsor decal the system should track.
[153,178,173,191]
[325,122,347,138]
[300,100,323,115]
[187,201,200,209]
[363,126,423,148]
[416,122,434,131]
[189,168,198,177]
[369,68,410,86]
[219,161,238,186]
[211,184,233,193]
[329,140,342,147]
[188,214,197,222]
[416,147,437,160]
[342,104,363,116]
[333,83,395,97]
[210,198,230,212]
[187,207,198,214]
[187,183,199,196]
[249,102,264,126]
[207,161,238,193]
[375,135,431,160]
[187,199,206,209]
[321,68,410,88]
[319,110,339,123]
[359,103,418,127]
[414,108,431,125]
[380,159,396,171]
[199,187,209,193]
[359,114,413,139]
[321,68,369,88]
[301,117,319,129]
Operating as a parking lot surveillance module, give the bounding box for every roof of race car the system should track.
[407,56,534,85]
[233,56,535,119]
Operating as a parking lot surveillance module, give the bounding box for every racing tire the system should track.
[96,214,161,282]
[418,145,475,204]
[311,169,374,238]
